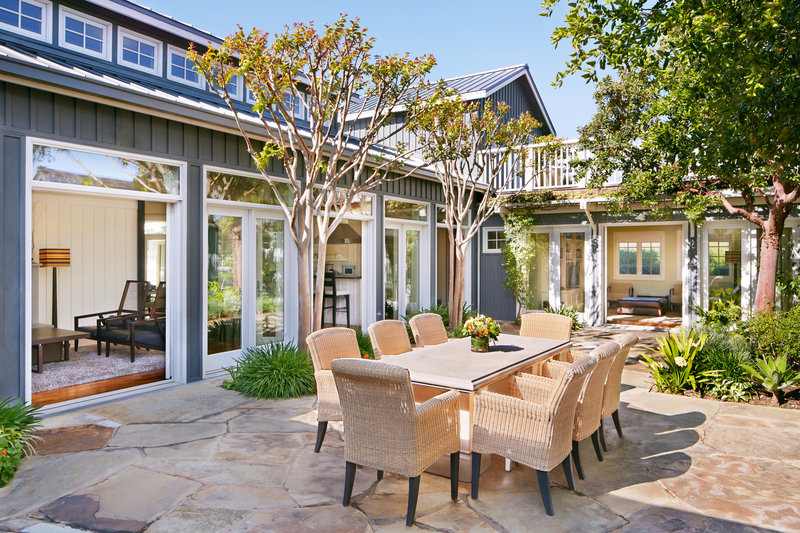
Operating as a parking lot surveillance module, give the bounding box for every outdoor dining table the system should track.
[384,333,571,480]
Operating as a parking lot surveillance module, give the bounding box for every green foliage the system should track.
[543,305,584,331]
[223,342,315,399]
[355,330,374,359]
[740,307,800,366]
[641,329,707,394]
[703,377,753,403]
[501,211,540,309]
[693,290,742,328]
[693,323,754,401]
[742,356,800,403]
[207,281,242,319]
[0,398,42,488]
[463,315,501,341]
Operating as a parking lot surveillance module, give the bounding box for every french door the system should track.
[385,222,428,319]
[205,206,287,374]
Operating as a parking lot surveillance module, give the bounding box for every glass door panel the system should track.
[707,228,742,306]
[527,233,551,310]
[560,232,585,312]
[405,229,421,314]
[256,218,284,345]
[207,215,243,354]
[385,228,400,319]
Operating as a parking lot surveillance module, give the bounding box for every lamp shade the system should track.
[39,248,70,267]
[724,250,740,264]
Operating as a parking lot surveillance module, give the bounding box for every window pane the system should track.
[140,56,154,69]
[707,228,741,305]
[86,36,103,53]
[85,23,102,40]
[641,242,661,276]
[256,219,284,345]
[405,229,421,315]
[207,215,242,354]
[526,233,551,310]
[122,49,138,64]
[206,172,294,205]
[122,36,137,51]
[385,200,427,221]
[560,232,585,312]
[0,0,19,12]
[33,144,181,195]
[619,243,637,275]
[20,1,39,17]
[64,30,83,47]
[20,15,39,32]
[140,43,155,57]
[0,10,18,26]
[65,17,82,32]
[384,228,399,319]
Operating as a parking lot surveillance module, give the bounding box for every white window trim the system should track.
[612,230,666,281]
[117,27,162,76]
[384,196,429,224]
[482,226,506,254]
[58,6,112,61]
[166,44,204,89]
[0,0,51,41]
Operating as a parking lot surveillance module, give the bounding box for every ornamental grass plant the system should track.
[223,342,315,399]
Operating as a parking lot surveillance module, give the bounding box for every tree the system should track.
[544,0,800,311]
[409,87,556,327]
[191,16,436,341]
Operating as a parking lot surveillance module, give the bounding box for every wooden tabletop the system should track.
[32,327,91,345]
[384,334,570,392]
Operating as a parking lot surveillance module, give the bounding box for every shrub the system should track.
[694,289,742,328]
[355,329,374,359]
[740,307,800,367]
[742,356,800,404]
[222,342,315,399]
[543,305,584,331]
[0,398,42,488]
[694,324,752,381]
[641,329,706,394]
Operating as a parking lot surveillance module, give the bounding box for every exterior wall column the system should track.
[585,225,602,327]
[185,163,204,382]
[685,221,699,324]
[375,193,385,321]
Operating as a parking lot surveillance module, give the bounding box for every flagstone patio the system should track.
[1,333,799,532]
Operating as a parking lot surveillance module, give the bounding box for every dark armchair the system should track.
[101,282,166,361]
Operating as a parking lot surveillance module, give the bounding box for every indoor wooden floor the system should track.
[31,369,166,407]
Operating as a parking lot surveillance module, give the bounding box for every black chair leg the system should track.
[343,461,357,506]
[345,295,350,328]
[407,475,421,527]
[450,452,459,500]
[377,470,383,481]
[470,452,481,499]
[612,409,623,438]
[562,455,575,491]
[571,440,584,480]
[599,419,608,452]
[591,430,604,461]
[536,470,554,516]
[314,421,328,453]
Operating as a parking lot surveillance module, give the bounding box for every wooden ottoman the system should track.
[616,296,667,316]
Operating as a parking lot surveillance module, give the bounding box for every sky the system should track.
[140,0,597,139]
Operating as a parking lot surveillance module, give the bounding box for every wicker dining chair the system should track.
[306,327,362,453]
[367,319,412,359]
[519,313,573,341]
[471,354,597,516]
[408,313,448,347]
[599,333,639,451]
[541,342,620,480]
[331,358,461,527]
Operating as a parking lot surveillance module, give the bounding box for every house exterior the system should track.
[0,0,555,408]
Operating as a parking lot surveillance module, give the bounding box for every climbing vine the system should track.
[501,210,540,311]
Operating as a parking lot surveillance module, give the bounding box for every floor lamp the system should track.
[39,248,70,328]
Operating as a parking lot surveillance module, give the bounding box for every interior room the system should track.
[315,219,363,327]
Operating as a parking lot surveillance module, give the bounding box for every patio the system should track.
[1,334,799,532]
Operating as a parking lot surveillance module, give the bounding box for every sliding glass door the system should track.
[385,222,426,319]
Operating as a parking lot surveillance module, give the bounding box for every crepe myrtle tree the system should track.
[409,86,560,328]
[544,0,800,311]
[191,16,436,340]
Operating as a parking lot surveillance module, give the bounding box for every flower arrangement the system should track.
[463,315,501,352]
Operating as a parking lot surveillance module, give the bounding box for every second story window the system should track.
[119,28,161,75]
[59,8,111,60]
[0,0,50,41]
[167,45,203,89]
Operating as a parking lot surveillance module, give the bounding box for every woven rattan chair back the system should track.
[307,327,361,372]
[545,354,598,458]
[409,313,448,346]
[519,313,572,341]
[368,320,412,359]
[572,342,620,441]
[601,334,638,419]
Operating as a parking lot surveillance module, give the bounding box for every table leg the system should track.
[36,344,42,374]
[63,341,69,361]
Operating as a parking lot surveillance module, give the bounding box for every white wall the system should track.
[32,192,138,329]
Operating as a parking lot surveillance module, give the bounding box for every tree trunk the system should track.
[753,213,786,312]
[448,244,466,329]
[296,242,312,347]
[312,239,329,331]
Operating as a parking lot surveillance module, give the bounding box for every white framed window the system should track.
[483,227,506,253]
[118,28,161,75]
[0,0,51,41]
[613,231,665,280]
[210,73,242,100]
[58,7,111,60]
[167,45,203,89]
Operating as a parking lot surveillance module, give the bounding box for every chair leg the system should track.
[314,421,328,453]
[591,430,604,462]
[536,470,554,516]
[407,475,421,527]
[345,295,350,328]
[450,452,459,501]
[377,470,383,481]
[612,409,623,438]
[106,341,111,357]
[470,452,481,499]
[562,455,576,491]
[571,440,584,480]
[599,419,608,452]
[343,461,357,506]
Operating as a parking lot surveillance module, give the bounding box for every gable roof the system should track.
[346,64,556,135]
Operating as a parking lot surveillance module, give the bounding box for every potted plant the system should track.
[463,315,501,353]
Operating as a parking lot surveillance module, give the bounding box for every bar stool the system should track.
[323,271,350,327]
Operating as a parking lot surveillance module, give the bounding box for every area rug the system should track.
[32,345,166,393]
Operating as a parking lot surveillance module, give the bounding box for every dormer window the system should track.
[209,72,242,100]
[59,7,111,60]
[118,28,161,75]
[0,0,51,41]
[167,45,203,89]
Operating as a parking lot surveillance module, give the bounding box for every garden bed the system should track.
[680,386,800,409]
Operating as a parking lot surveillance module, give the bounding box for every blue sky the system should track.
[143,0,597,138]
